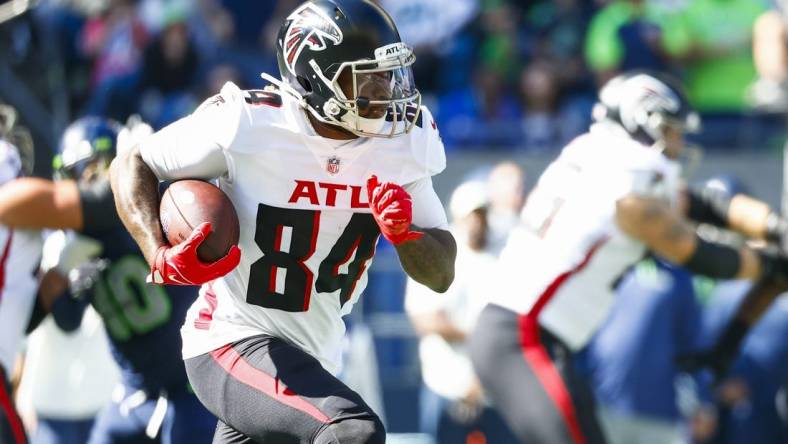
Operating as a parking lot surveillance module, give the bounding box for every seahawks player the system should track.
[469,71,788,444]
[0,117,216,443]
[111,1,457,442]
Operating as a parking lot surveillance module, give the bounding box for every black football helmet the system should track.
[264,0,421,138]
[592,71,701,148]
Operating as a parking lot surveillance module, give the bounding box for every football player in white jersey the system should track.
[110,1,456,442]
[469,71,788,444]
[0,105,42,444]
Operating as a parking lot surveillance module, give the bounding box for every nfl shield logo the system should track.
[327,156,340,175]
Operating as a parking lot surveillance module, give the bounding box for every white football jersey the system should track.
[0,140,43,376]
[140,82,448,373]
[490,123,681,350]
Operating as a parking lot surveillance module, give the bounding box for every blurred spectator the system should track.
[578,259,712,444]
[519,0,594,95]
[661,0,769,148]
[16,311,119,444]
[216,0,278,49]
[477,0,520,84]
[380,0,477,49]
[203,0,298,86]
[380,0,479,94]
[485,161,525,256]
[749,1,788,111]
[518,60,590,150]
[201,63,244,98]
[584,0,676,85]
[661,0,767,113]
[80,0,147,87]
[137,17,200,127]
[435,66,522,148]
[519,61,562,150]
[405,181,517,444]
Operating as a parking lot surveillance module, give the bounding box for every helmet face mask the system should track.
[272,0,421,139]
[324,43,421,137]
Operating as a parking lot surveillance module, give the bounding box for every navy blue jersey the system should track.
[77,179,199,394]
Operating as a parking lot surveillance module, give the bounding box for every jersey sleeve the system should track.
[139,82,245,181]
[79,179,121,237]
[415,106,447,176]
[398,106,447,185]
[405,177,449,230]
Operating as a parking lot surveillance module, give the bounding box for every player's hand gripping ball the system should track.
[153,180,241,285]
[366,175,423,245]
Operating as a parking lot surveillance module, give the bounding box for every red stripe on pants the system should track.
[518,239,606,444]
[0,373,26,444]
[210,344,330,423]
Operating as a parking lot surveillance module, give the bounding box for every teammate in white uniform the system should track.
[469,71,788,444]
[110,1,456,443]
[0,106,42,444]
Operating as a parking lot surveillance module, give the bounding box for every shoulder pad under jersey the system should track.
[397,105,446,184]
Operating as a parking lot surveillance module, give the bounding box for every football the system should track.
[159,179,240,263]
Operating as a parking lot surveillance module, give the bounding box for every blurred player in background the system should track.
[110,1,456,442]
[485,161,526,256]
[0,116,216,444]
[750,0,788,110]
[678,177,788,444]
[469,70,788,444]
[405,180,517,444]
[0,103,43,444]
[699,279,788,444]
[577,257,710,444]
[16,289,119,444]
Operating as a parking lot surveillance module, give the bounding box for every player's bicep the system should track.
[615,194,696,262]
[405,177,448,230]
[139,114,230,181]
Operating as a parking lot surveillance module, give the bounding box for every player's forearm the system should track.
[687,188,776,240]
[617,195,762,280]
[0,178,83,229]
[395,228,456,293]
[109,145,166,266]
[727,194,773,239]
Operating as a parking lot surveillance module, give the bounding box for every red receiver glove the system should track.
[366,175,424,245]
[148,222,241,285]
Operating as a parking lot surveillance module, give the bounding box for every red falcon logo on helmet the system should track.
[283,3,344,76]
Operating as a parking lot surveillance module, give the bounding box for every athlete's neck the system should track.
[306,112,358,140]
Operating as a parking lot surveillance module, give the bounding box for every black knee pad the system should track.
[314,415,385,444]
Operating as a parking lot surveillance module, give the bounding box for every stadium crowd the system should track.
[1,0,785,157]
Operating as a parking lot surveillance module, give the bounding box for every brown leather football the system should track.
[159,180,240,263]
